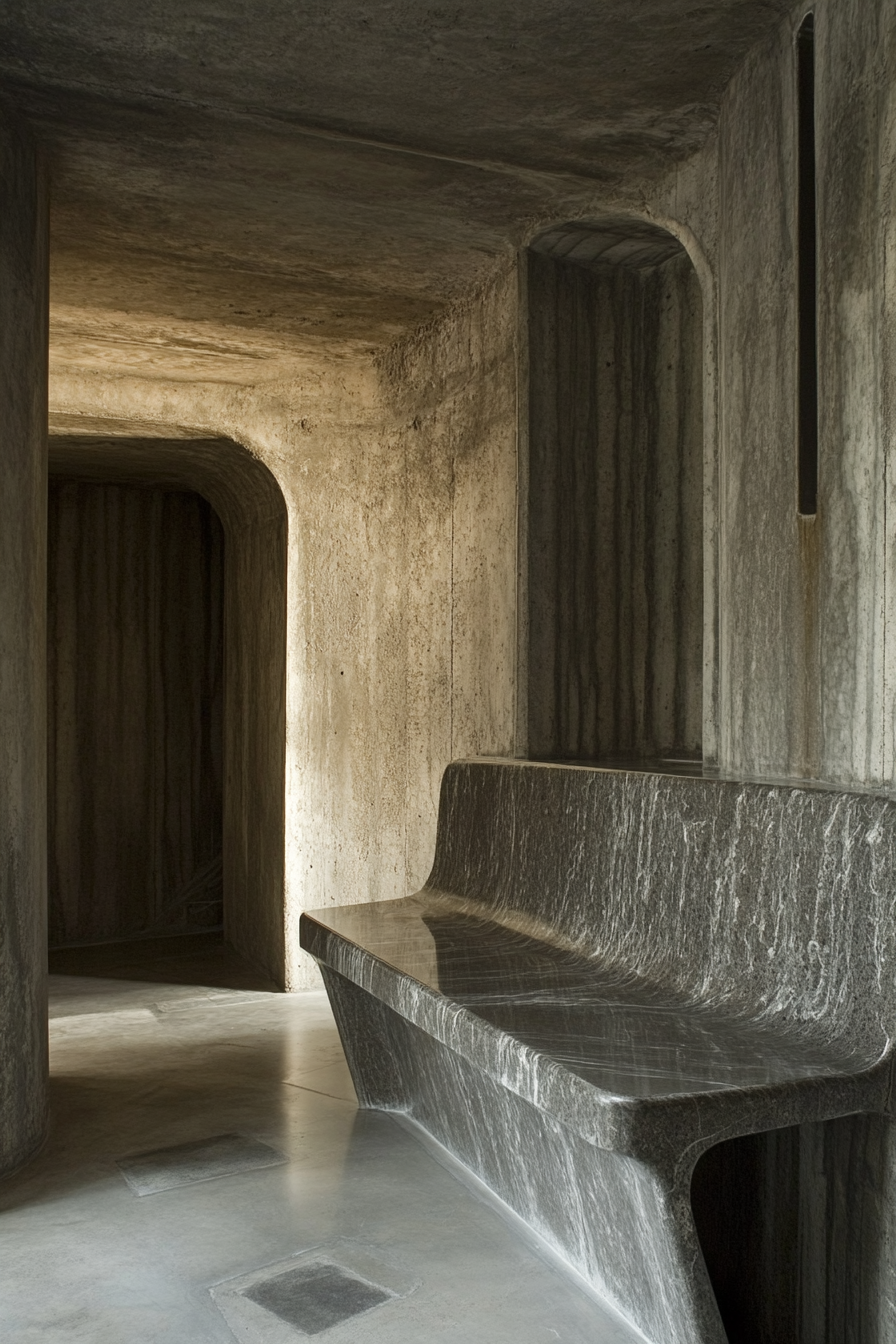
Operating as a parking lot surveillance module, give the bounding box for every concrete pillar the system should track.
[0,106,49,1175]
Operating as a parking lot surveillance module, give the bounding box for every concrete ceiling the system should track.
[0,1,796,383]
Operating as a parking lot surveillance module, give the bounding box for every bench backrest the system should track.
[425,761,896,1060]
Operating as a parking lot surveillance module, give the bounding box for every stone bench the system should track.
[300,760,896,1344]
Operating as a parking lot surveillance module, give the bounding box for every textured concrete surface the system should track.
[715,0,896,789]
[0,2,793,383]
[0,963,642,1343]
[526,240,703,760]
[43,268,519,990]
[0,108,49,1177]
[48,428,288,987]
[705,13,896,1338]
[43,265,519,993]
[47,482,224,946]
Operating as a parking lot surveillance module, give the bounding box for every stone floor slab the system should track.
[117,1132,287,1196]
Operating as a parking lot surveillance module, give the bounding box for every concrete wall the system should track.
[0,108,48,1176]
[689,3,896,1339]
[285,266,519,981]
[526,245,704,760]
[500,4,896,1331]
[47,481,224,946]
[48,262,519,988]
[48,433,289,986]
[717,0,896,788]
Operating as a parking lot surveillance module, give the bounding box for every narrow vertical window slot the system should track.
[797,13,818,517]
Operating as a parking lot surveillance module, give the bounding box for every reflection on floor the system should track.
[2,936,639,1343]
[48,929,279,993]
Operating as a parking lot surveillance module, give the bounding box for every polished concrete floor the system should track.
[1,936,639,1342]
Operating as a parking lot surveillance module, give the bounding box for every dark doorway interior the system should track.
[47,479,225,948]
[691,1116,886,1344]
[47,930,278,992]
[47,425,289,989]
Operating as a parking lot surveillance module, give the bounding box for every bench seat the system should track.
[302,891,884,1154]
[300,760,896,1344]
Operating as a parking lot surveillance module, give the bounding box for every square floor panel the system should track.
[117,1131,286,1195]
[244,1262,391,1334]
[211,1241,418,1344]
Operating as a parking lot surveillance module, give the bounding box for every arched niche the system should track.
[48,416,288,988]
[524,217,705,762]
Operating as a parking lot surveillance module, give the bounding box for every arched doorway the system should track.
[47,417,288,987]
[523,217,705,763]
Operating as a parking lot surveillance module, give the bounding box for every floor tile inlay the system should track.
[117,1131,286,1195]
[244,1262,391,1334]
[3,956,641,1342]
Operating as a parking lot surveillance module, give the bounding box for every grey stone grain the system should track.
[303,760,896,1344]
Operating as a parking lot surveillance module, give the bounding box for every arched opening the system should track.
[524,217,705,763]
[47,417,288,988]
[48,477,226,944]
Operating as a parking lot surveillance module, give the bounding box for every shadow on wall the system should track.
[48,479,226,945]
[48,419,289,988]
[692,1117,890,1344]
[525,217,704,762]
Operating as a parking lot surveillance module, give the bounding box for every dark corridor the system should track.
[47,480,225,948]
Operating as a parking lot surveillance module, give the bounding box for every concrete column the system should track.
[0,106,49,1175]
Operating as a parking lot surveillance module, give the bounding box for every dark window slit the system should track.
[797,12,818,517]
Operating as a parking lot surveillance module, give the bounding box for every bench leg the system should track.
[319,968,728,1344]
[319,964,409,1110]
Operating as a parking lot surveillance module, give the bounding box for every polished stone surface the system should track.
[302,760,896,1344]
[0,941,640,1343]
[307,891,870,1105]
[244,1262,391,1334]
[117,1132,286,1196]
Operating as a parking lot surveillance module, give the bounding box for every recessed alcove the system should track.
[691,1115,882,1343]
[48,420,288,987]
[525,217,704,761]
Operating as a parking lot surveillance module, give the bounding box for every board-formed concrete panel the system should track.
[0,108,49,1177]
[526,235,704,761]
[48,430,288,988]
[47,481,225,945]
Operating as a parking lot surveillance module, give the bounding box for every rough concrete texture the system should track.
[40,196,707,999]
[48,429,289,989]
[699,4,896,1339]
[287,267,520,984]
[694,1112,896,1344]
[716,0,896,789]
[0,1,795,176]
[47,482,224,946]
[0,1,795,385]
[526,243,704,760]
[0,108,49,1176]
[44,264,518,989]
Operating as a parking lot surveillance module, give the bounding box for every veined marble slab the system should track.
[301,761,896,1344]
